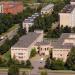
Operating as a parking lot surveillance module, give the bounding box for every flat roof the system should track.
[52,42,73,49]
[41,4,54,11]
[51,33,75,49]
[23,19,34,23]
[35,41,50,46]
[60,4,75,13]
[12,32,41,48]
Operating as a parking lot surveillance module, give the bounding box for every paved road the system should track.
[0,72,75,75]
[0,38,6,46]
[0,71,7,75]
[31,60,45,69]
[30,55,45,75]
[0,24,19,46]
[47,73,75,75]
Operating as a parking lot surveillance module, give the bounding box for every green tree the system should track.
[25,60,32,68]
[45,58,51,69]
[66,47,75,70]
[51,59,65,70]
[30,48,37,58]
[8,65,19,75]
[62,26,71,33]
[17,24,26,36]
[0,39,10,54]
[40,71,48,75]
[64,0,70,4]
[72,27,75,33]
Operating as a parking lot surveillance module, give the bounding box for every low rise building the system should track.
[11,30,43,61]
[22,13,40,33]
[41,4,54,15]
[52,33,75,62]
[11,30,75,62]
[35,41,51,56]
[23,19,34,33]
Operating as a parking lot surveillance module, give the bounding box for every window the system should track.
[60,54,62,56]
[40,48,42,50]
[67,55,69,56]
[45,48,46,51]
[18,53,23,55]
[47,48,49,50]
[37,47,40,49]
[18,56,23,59]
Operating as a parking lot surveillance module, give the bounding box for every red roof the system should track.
[0,1,24,14]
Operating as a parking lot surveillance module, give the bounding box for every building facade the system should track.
[34,41,51,56]
[11,29,75,62]
[52,33,75,62]
[23,13,39,33]
[59,0,75,28]
[59,4,75,27]
[23,19,34,33]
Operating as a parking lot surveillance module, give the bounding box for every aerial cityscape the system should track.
[0,0,75,75]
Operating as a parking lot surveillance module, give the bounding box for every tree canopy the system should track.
[66,47,75,70]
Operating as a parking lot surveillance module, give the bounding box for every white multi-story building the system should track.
[41,4,54,15]
[23,19,34,33]
[11,30,43,61]
[59,4,75,27]
[59,0,75,28]
[23,13,40,33]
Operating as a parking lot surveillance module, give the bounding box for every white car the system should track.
[40,58,44,63]
[41,58,43,61]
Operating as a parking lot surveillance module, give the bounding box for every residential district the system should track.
[0,0,75,75]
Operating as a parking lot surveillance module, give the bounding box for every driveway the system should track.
[30,54,48,69]
[30,54,48,75]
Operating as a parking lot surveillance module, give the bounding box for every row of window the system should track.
[53,50,69,51]
[18,53,23,55]
[54,54,69,57]
[38,47,49,51]
[18,56,23,59]
[12,49,26,51]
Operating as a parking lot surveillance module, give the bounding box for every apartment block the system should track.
[59,4,75,27]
